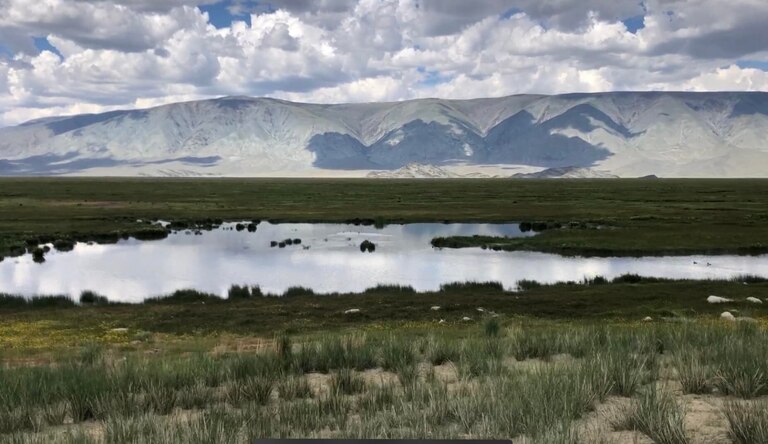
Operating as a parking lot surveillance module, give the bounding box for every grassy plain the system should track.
[1,178,768,256]
[2,178,768,442]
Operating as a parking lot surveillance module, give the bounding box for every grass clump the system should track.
[278,376,313,400]
[425,336,461,365]
[723,400,768,444]
[674,350,711,394]
[618,387,689,444]
[329,368,365,395]
[226,375,274,406]
[711,341,768,398]
[484,317,502,337]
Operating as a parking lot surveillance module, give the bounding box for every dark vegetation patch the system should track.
[2,178,768,257]
[1,279,766,336]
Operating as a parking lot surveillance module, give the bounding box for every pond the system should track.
[1,222,767,302]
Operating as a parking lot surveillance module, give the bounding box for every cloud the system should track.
[0,0,767,127]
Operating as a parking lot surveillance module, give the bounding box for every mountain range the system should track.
[1,91,767,177]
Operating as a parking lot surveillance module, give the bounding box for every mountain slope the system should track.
[1,92,767,177]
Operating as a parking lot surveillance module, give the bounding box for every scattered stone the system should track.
[476,307,485,313]
[707,295,732,304]
[720,311,736,321]
[110,328,129,333]
[746,297,763,304]
[461,316,472,322]
[344,308,361,315]
[430,306,441,311]
[438,319,446,324]
[642,316,653,322]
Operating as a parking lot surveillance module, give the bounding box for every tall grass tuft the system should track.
[329,368,365,395]
[723,400,768,444]
[674,350,711,394]
[619,387,689,444]
[484,317,501,337]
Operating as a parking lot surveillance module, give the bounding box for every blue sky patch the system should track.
[417,67,452,86]
[33,36,63,59]
[737,60,768,71]
[200,1,252,28]
[622,15,645,34]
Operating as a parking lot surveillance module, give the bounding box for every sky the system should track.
[0,0,767,126]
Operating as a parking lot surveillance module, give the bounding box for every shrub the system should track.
[283,287,315,297]
[52,239,76,252]
[31,247,45,263]
[227,285,252,299]
[247,223,257,232]
[613,273,643,284]
[79,291,109,305]
[439,281,504,292]
[517,279,542,291]
[360,240,376,253]
[235,223,245,232]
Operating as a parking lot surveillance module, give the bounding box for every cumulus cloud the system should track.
[0,0,767,126]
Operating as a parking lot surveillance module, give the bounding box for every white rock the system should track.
[746,297,763,304]
[720,311,736,321]
[110,328,129,333]
[476,307,485,313]
[462,317,472,322]
[438,319,446,324]
[343,308,361,315]
[430,306,441,311]
[642,316,653,322]
[707,295,732,304]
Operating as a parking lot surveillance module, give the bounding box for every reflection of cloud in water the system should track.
[1,223,767,302]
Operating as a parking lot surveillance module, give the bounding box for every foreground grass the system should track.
[1,321,768,442]
[2,178,768,256]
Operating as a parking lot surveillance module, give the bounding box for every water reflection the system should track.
[1,222,766,302]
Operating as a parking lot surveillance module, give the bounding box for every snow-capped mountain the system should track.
[1,92,767,177]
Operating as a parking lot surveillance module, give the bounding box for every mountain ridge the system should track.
[2,91,767,177]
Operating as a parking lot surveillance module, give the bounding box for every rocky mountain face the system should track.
[1,92,767,177]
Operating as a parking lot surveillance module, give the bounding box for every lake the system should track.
[1,222,767,302]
